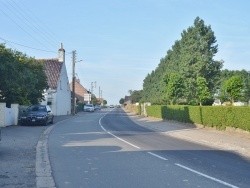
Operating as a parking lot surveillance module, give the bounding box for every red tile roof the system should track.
[69,79,89,101]
[42,59,62,90]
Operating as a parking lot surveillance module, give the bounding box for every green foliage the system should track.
[196,77,211,106]
[142,17,222,105]
[217,70,249,103]
[131,90,143,103]
[163,73,184,105]
[103,100,107,105]
[146,105,250,131]
[223,75,243,104]
[119,98,124,104]
[0,44,48,107]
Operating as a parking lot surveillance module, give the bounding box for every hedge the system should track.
[146,105,250,131]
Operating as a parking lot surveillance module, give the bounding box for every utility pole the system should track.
[91,81,96,96]
[99,86,100,99]
[72,50,76,115]
[71,51,83,114]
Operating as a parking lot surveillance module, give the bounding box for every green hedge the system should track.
[146,105,250,131]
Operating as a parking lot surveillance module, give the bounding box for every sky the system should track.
[0,0,250,105]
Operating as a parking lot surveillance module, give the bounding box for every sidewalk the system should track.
[126,111,250,159]
[0,115,71,188]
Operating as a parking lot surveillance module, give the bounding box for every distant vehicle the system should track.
[94,105,101,110]
[109,105,114,108]
[84,104,95,112]
[20,105,54,126]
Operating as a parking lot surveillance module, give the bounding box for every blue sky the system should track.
[1,0,250,105]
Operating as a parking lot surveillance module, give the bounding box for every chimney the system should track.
[58,43,65,62]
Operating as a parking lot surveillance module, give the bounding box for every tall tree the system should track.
[131,90,143,103]
[163,73,184,105]
[142,17,222,105]
[179,17,222,102]
[196,77,211,106]
[223,75,243,105]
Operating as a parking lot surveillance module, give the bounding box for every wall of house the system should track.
[55,61,71,115]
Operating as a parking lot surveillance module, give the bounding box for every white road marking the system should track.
[147,152,168,160]
[175,163,239,188]
[107,131,141,149]
[99,114,141,149]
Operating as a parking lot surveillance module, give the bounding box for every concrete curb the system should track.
[36,118,71,188]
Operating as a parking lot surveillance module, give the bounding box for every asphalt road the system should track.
[48,108,250,188]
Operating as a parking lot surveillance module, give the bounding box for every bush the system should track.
[146,105,250,131]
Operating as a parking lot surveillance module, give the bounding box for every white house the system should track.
[40,43,71,115]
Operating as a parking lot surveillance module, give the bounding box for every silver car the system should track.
[84,104,94,112]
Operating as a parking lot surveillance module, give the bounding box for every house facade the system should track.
[69,79,89,103]
[40,44,71,115]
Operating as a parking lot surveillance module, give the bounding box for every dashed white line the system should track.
[175,163,239,188]
[147,152,168,160]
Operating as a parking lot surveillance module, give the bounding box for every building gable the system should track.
[43,59,63,90]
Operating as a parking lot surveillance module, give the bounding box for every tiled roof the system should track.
[42,59,62,89]
[69,79,89,102]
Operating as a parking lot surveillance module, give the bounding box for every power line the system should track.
[5,0,58,49]
[0,1,54,51]
[10,0,61,48]
[0,8,50,51]
[0,37,57,53]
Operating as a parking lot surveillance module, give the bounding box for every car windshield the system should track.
[85,104,93,107]
[27,106,46,112]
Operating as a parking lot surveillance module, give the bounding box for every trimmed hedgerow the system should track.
[146,105,250,131]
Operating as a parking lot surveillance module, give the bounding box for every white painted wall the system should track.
[0,103,19,127]
[55,61,71,115]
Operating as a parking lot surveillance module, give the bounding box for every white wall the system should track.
[55,61,71,115]
[0,103,19,127]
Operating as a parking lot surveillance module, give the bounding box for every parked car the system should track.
[94,105,101,110]
[84,104,95,112]
[109,105,114,108]
[20,105,54,126]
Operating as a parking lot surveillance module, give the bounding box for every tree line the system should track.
[121,17,250,106]
[0,44,48,107]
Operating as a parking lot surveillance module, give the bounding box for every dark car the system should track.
[20,105,54,126]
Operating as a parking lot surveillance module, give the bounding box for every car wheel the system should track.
[50,117,54,124]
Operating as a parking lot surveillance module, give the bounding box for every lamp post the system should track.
[72,50,82,115]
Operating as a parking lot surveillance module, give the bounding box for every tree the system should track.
[128,90,133,95]
[142,17,222,105]
[119,98,124,104]
[179,17,221,102]
[163,73,184,105]
[196,77,211,106]
[0,44,48,107]
[103,100,107,105]
[131,90,143,103]
[223,75,243,105]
